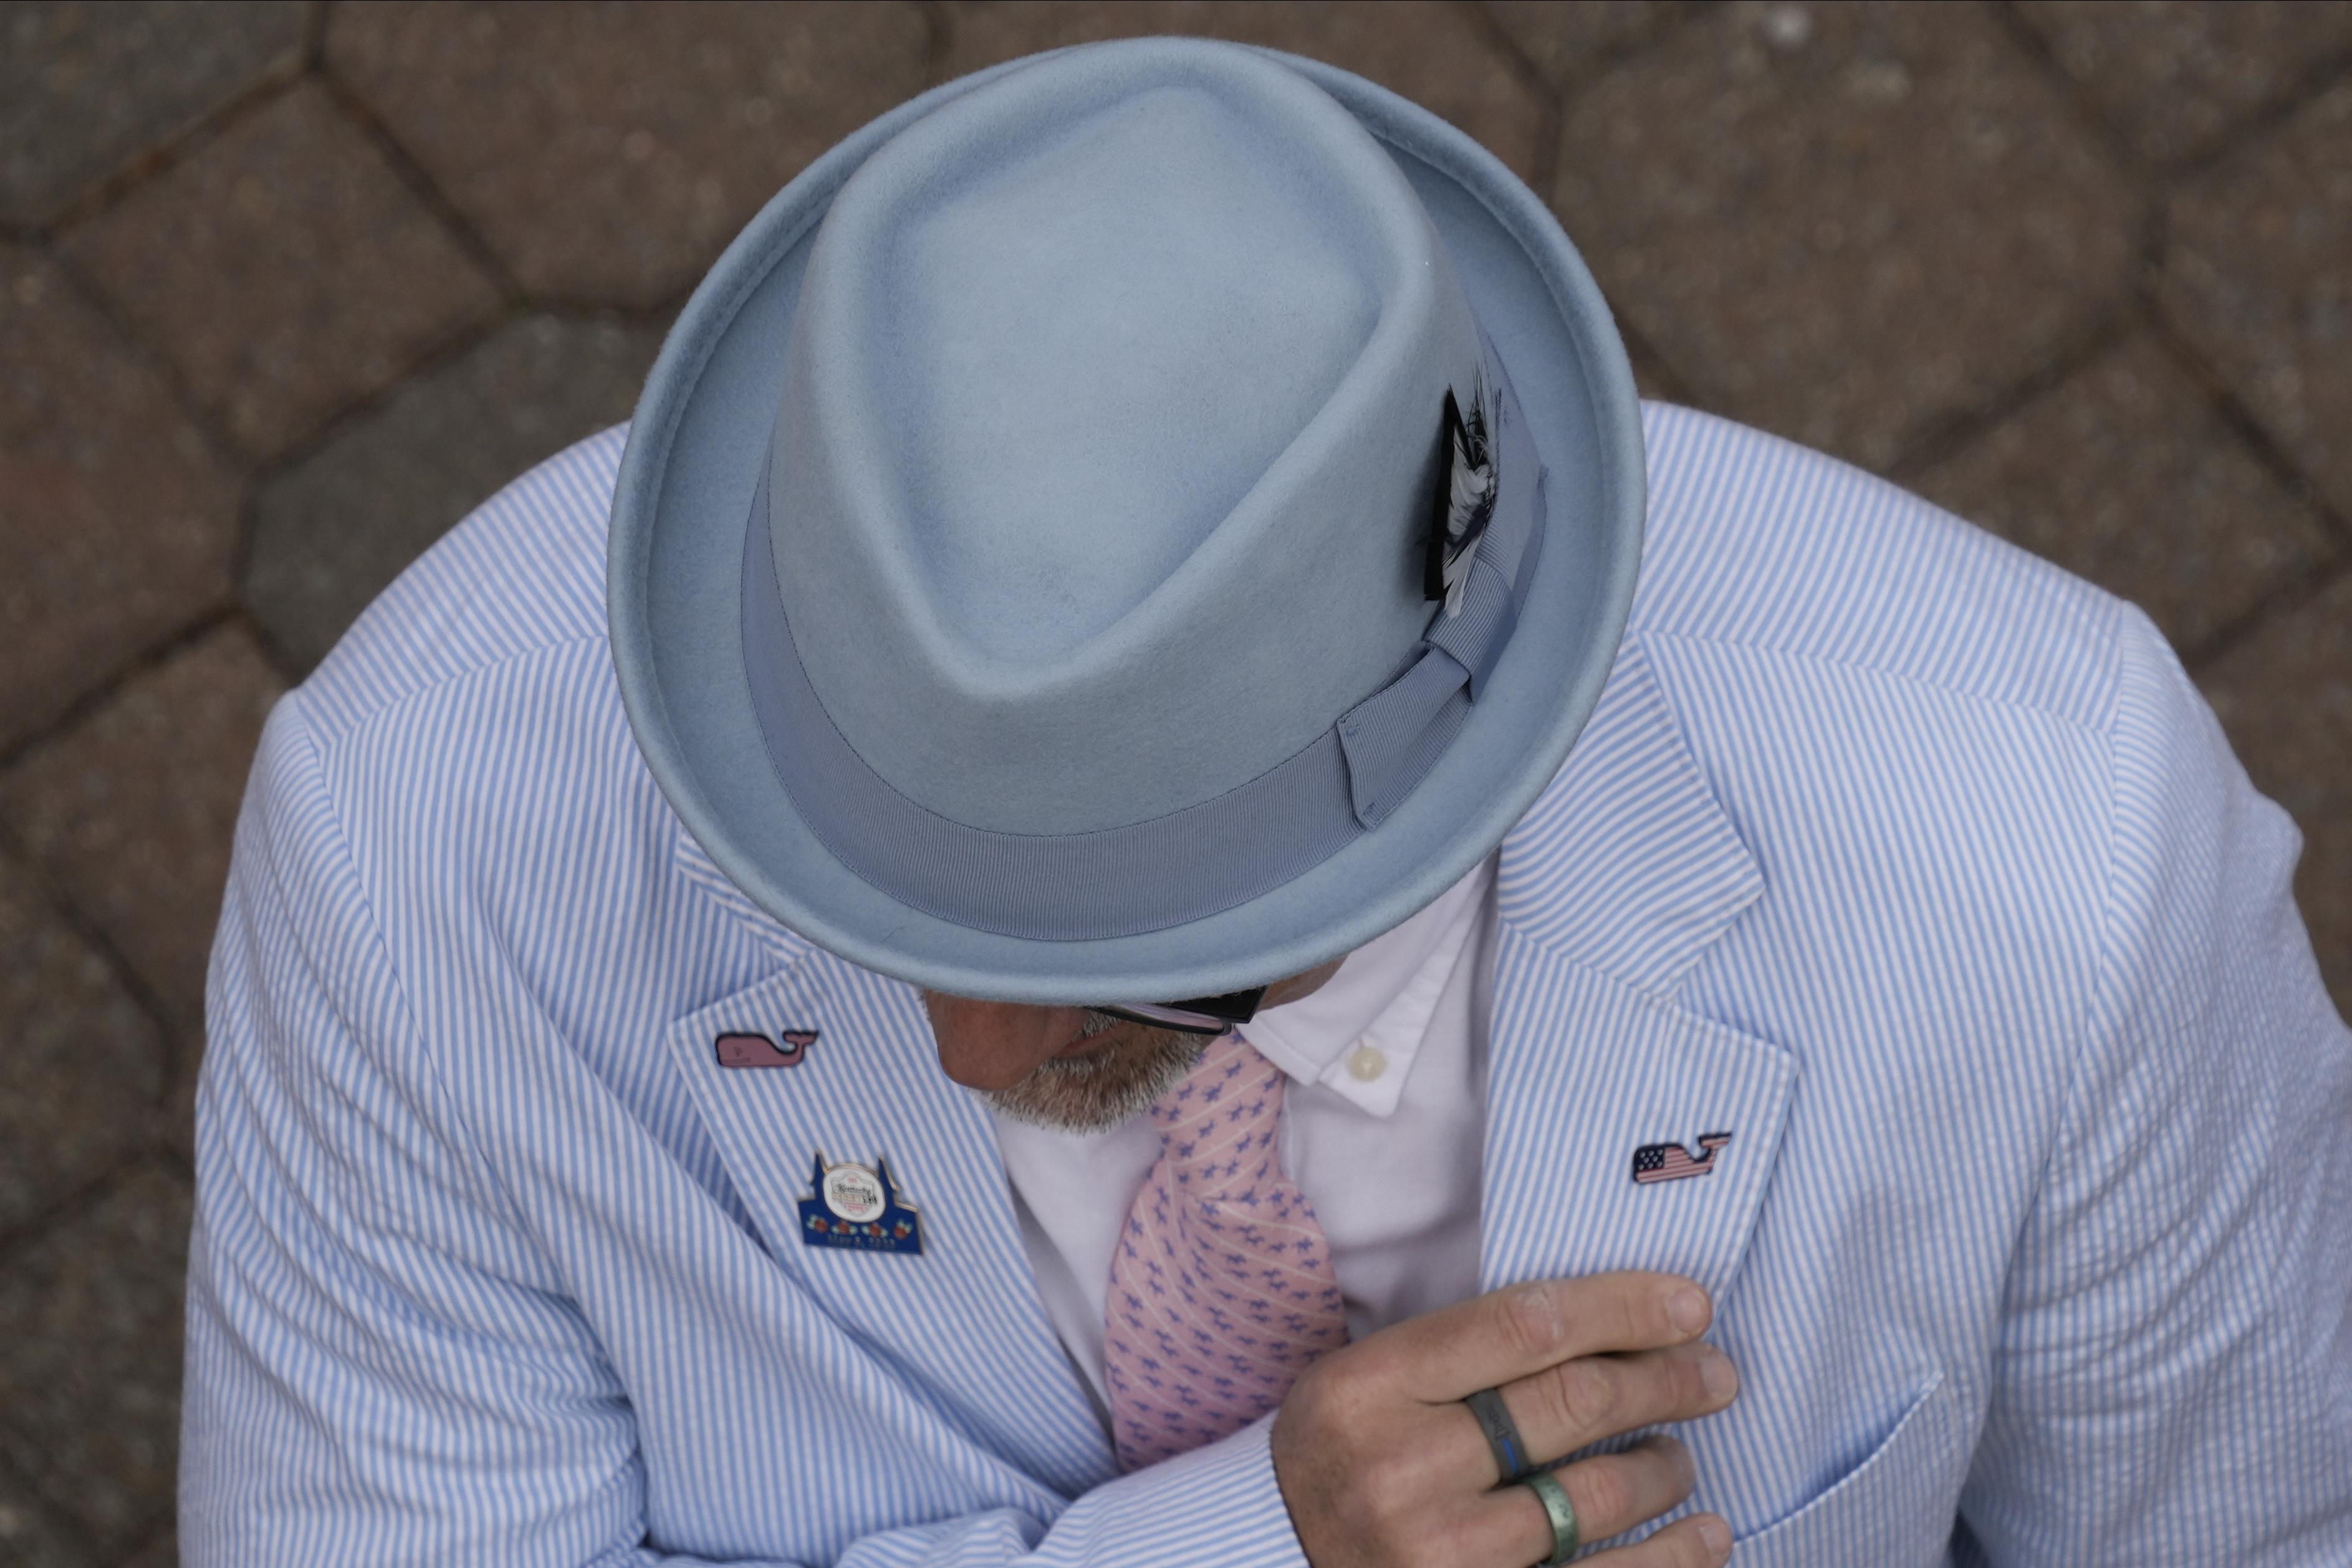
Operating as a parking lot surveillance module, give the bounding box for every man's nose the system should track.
[921,994,1090,1091]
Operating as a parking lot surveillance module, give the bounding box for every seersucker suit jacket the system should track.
[181,406,2352,1567]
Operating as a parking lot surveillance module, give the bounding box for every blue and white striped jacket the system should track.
[182,407,2352,1566]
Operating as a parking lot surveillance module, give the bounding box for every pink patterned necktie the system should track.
[1103,1030,1350,1471]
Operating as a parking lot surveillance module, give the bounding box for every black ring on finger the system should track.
[1464,1387,1532,1482]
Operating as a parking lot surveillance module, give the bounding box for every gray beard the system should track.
[981,1010,1211,1133]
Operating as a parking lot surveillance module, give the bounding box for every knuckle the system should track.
[1659,1435,1697,1496]
[1671,1348,1713,1410]
[1573,1456,1634,1530]
[1326,1399,1385,1466]
[1350,1471,1406,1534]
[1601,1277,1666,1350]
[1601,1276,1649,1341]
[1356,1446,1419,1508]
[1550,1357,1623,1435]
[1625,1286,1663,1347]
[1495,1283,1565,1359]
[1385,1516,1449,1564]
[1633,1350,1688,1422]
[1525,1363,1577,1435]
[1282,1358,1336,1423]
[1289,1364,1376,1462]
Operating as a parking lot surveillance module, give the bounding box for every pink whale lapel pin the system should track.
[1631,1131,1732,1184]
[716,1030,818,1069]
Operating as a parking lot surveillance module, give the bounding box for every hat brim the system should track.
[608,44,1644,1005]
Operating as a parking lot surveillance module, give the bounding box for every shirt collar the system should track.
[1239,850,1495,1117]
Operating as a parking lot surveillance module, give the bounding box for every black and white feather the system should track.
[1424,372,1498,618]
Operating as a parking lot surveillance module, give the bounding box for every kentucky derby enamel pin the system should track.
[798,1152,924,1254]
[1424,370,1499,618]
[715,1029,817,1068]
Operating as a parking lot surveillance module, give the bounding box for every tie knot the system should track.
[1147,1031,1287,1181]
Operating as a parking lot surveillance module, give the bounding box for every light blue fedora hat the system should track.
[610,36,1643,1006]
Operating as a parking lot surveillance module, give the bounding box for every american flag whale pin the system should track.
[1631,1131,1732,1185]
[716,1030,817,1068]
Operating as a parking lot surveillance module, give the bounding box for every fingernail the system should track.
[1698,1514,1732,1557]
[1669,1289,1707,1335]
[1700,1347,1738,1401]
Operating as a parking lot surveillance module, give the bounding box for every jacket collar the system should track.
[661,629,1792,1475]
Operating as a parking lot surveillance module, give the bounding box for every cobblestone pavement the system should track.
[4,2,2350,1561]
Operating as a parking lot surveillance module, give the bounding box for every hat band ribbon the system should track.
[739,329,1549,940]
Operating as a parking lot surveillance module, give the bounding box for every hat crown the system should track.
[849,82,1385,662]
[767,39,1484,833]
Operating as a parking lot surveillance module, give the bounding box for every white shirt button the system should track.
[1345,1044,1388,1082]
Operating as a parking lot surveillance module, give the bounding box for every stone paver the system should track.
[0,853,166,1240]
[2199,571,2352,1015]
[119,1527,175,1568]
[248,311,668,672]
[161,1045,198,1167]
[0,1161,191,1556]
[2162,80,2352,523]
[1484,0,1696,87]
[327,0,929,307]
[1911,330,2338,658]
[0,626,284,1036]
[0,1,303,227]
[944,1,1550,187]
[60,80,502,461]
[0,1459,96,1568]
[1625,328,1691,404]
[0,246,241,755]
[1555,0,2143,473]
[2013,0,2352,169]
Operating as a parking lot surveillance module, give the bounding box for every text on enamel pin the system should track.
[798,1152,924,1254]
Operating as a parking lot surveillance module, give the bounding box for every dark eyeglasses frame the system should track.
[1093,987,1268,1036]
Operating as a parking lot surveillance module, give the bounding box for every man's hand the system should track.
[1271,1272,1738,1567]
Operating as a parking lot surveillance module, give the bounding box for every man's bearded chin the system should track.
[982,1011,1212,1133]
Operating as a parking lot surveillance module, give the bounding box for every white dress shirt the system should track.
[988,853,1499,1424]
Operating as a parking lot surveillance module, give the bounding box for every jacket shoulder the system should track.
[292,426,626,752]
[1626,403,2123,733]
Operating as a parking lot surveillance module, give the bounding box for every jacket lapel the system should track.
[661,834,1111,1492]
[1482,634,1797,1311]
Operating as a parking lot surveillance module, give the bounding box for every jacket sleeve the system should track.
[1954,601,2352,1563]
[179,692,1310,1568]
